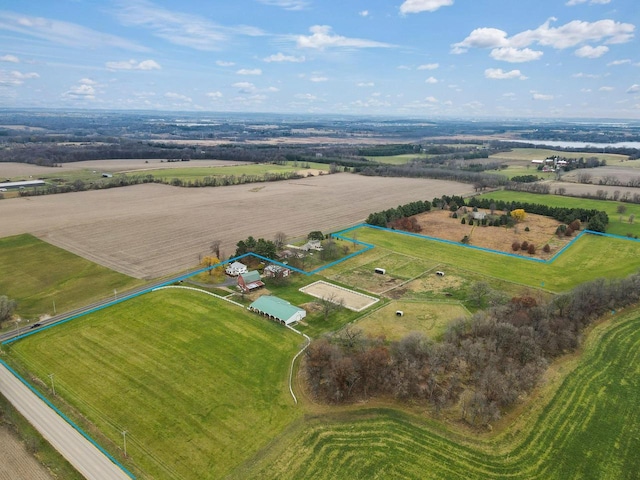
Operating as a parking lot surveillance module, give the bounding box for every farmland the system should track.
[9,288,303,479]
[351,226,640,292]
[476,190,640,237]
[0,174,474,278]
[232,307,640,479]
[0,234,142,320]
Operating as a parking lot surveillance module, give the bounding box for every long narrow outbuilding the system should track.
[248,296,306,326]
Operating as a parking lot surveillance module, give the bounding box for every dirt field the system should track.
[300,281,379,311]
[0,174,474,278]
[0,428,52,480]
[413,208,571,259]
[0,159,249,178]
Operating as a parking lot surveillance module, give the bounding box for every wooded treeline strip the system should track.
[305,271,640,426]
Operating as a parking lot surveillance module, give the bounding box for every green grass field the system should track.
[364,154,425,165]
[477,190,640,237]
[0,234,142,320]
[9,288,303,479]
[356,301,468,341]
[350,227,640,293]
[227,306,640,479]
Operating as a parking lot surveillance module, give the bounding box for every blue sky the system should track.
[0,0,638,118]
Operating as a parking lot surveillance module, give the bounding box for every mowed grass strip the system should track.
[0,234,142,319]
[477,190,640,237]
[231,308,640,479]
[10,289,303,479]
[352,227,640,292]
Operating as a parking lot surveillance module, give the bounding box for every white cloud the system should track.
[106,59,161,70]
[0,70,39,87]
[417,63,439,70]
[236,68,262,75]
[627,84,640,93]
[453,18,635,55]
[599,86,614,91]
[206,91,223,99]
[296,25,393,49]
[490,47,543,63]
[566,0,611,5]
[0,54,19,63]
[484,68,527,80]
[581,88,592,92]
[607,59,631,66]
[573,72,601,78]
[64,83,96,99]
[359,10,370,17]
[263,53,305,63]
[425,96,438,103]
[310,76,328,82]
[357,82,375,87]
[397,65,412,70]
[400,0,454,14]
[115,1,264,52]
[532,92,554,100]
[79,78,97,85]
[425,76,438,84]
[257,0,309,10]
[165,92,192,102]
[216,60,235,67]
[575,45,609,58]
[0,11,147,51]
[232,81,256,93]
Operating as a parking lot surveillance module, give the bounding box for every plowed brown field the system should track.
[0,174,473,278]
[0,428,52,480]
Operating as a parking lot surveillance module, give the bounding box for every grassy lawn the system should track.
[364,154,425,165]
[8,289,303,479]
[0,234,142,320]
[477,190,640,237]
[355,301,469,341]
[228,306,640,479]
[350,227,640,293]
[121,162,327,181]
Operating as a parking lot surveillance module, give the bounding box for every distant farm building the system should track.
[0,180,46,189]
[238,270,265,293]
[102,173,113,178]
[248,296,306,325]
[264,264,290,278]
[225,261,248,276]
[472,211,486,221]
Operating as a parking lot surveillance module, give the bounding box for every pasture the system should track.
[477,190,640,237]
[8,288,303,479]
[0,175,474,278]
[0,234,142,320]
[350,226,640,293]
[355,301,468,341]
[227,306,640,479]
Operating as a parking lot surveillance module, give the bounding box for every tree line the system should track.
[304,271,640,426]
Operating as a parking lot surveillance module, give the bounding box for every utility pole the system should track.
[48,373,56,396]
[114,289,117,301]
[122,430,128,457]
[53,300,56,315]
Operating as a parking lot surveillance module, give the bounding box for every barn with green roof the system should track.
[248,296,306,326]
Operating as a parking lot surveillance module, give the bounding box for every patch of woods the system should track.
[304,271,640,427]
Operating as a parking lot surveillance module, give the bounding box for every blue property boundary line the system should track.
[338,223,598,265]
[0,358,136,479]
[2,223,634,478]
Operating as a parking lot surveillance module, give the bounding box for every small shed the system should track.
[238,270,265,293]
[249,296,306,325]
[374,267,386,275]
[225,261,248,276]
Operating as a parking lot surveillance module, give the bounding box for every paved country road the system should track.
[0,363,133,480]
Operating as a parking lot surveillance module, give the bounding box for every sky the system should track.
[0,0,639,119]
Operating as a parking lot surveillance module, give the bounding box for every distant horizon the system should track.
[1,107,640,125]
[1,1,638,119]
